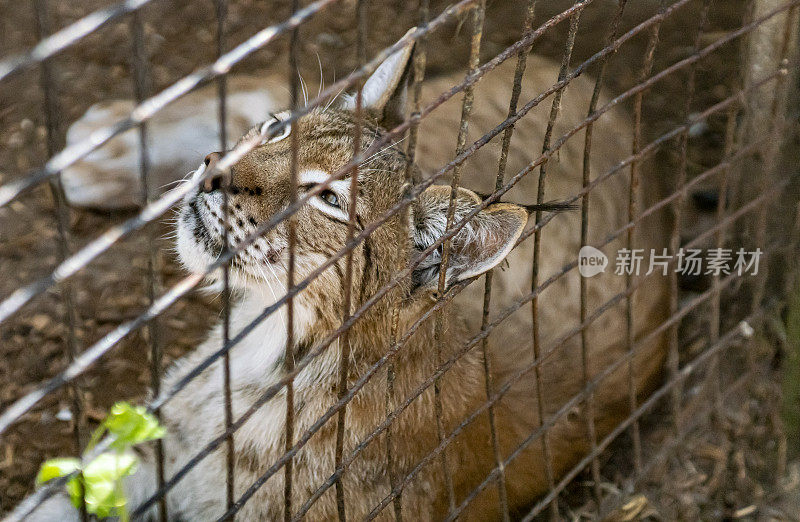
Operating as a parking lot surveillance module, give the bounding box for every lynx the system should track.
[32,37,668,520]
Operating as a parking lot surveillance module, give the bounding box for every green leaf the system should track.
[36,458,84,510]
[35,458,81,485]
[82,451,138,518]
[65,477,85,510]
[103,402,166,450]
[35,402,164,519]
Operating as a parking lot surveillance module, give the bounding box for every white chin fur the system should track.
[175,222,247,290]
[176,210,217,274]
[176,205,285,292]
[174,164,213,273]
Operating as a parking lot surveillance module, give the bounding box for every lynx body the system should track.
[32,42,668,521]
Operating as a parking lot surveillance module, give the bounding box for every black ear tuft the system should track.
[521,201,579,214]
[471,191,577,214]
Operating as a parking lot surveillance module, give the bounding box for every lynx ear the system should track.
[411,186,528,292]
[342,29,415,128]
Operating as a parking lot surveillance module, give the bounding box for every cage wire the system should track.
[1,0,799,519]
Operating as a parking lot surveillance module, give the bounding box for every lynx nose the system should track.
[201,152,223,193]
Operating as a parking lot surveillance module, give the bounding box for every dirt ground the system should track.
[1,0,798,518]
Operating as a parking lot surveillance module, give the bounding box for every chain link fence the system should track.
[1,0,799,519]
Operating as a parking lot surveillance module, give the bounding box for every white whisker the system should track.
[368,127,380,150]
[298,72,309,106]
[262,261,288,339]
[316,52,324,100]
[359,136,409,167]
[324,86,347,112]
[324,71,348,112]
[159,178,188,190]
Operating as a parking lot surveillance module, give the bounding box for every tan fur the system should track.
[30,52,667,521]
[415,57,669,518]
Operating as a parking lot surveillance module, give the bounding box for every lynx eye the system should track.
[260,112,291,144]
[299,169,350,222]
[319,190,340,207]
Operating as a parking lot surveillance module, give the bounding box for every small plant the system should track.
[36,402,165,521]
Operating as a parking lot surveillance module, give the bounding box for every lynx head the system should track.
[176,37,528,340]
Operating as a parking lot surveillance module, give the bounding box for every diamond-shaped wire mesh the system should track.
[1,0,799,520]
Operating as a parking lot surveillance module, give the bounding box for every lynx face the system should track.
[176,107,409,298]
[176,39,528,324]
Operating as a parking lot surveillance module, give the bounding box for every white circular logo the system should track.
[578,246,608,278]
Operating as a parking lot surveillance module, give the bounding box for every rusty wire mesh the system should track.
[1,0,799,519]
